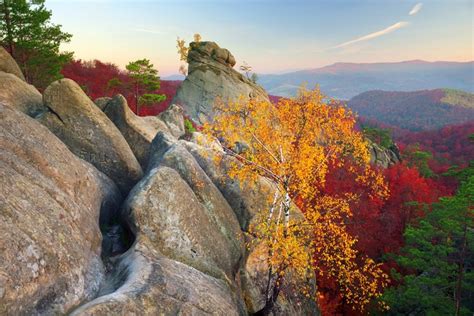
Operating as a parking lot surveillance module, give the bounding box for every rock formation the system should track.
[172,41,269,123]
[0,43,326,315]
[36,79,143,194]
[0,104,122,315]
[69,130,317,315]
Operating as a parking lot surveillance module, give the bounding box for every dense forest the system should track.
[348,89,474,131]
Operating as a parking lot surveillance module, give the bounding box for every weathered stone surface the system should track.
[172,41,269,123]
[36,79,143,194]
[0,72,45,117]
[159,144,244,270]
[0,104,122,315]
[0,47,25,81]
[158,103,185,138]
[187,41,236,68]
[121,166,239,280]
[102,94,165,168]
[368,140,401,168]
[70,244,243,316]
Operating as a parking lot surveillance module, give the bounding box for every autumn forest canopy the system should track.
[0,1,473,315]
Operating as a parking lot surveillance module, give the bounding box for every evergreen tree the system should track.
[125,59,166,115]
[361,125,394,149]
[382,163,474,315]
[0,0,73,89]
[403,144,436,178]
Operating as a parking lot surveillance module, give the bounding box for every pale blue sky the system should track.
[46,0,473,76]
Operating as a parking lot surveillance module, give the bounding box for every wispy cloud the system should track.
[331,21,409,49]
[134,27,166,35]
[409,3,423,15]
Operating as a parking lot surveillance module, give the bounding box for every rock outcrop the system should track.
[172,41,269,123]
[36,79,143,194]
[0,104,122,315]
[0,47,26,81]
[368,140,401,168]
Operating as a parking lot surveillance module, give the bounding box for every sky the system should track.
[45,0,474,76]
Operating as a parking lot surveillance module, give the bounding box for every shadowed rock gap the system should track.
[97,196,137,296]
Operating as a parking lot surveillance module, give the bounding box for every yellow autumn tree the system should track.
[203,87,389,314]
[176,33,201,75]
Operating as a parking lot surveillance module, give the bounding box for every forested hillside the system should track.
[348,89,474,131]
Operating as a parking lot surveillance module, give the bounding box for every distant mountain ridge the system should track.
[347,88,474,131]
[258,60,474,99]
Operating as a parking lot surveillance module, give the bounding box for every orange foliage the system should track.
[204,87,389,313]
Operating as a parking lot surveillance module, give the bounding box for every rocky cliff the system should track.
[172,41,269,124]
[0,48,318,315]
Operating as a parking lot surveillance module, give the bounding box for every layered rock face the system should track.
[0,104,122,315]
[172,41,269,123]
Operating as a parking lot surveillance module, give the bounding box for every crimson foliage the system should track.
[61,59,180,116]
[316,162,448,315]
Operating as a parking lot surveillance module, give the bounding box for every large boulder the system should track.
[121,165,241,280]
[0,104,122,315]
[159,144,245,268]
[0,47,26,81]
[102,94,168,168]
[0,72,46,117]
[36,79,143,194]
[172,41,269,123]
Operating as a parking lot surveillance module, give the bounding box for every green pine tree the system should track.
[402,144,436,178]
[125,59,166,115]
[381,163,474,315]
[0,0,73,89]
[361,125,394,149]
